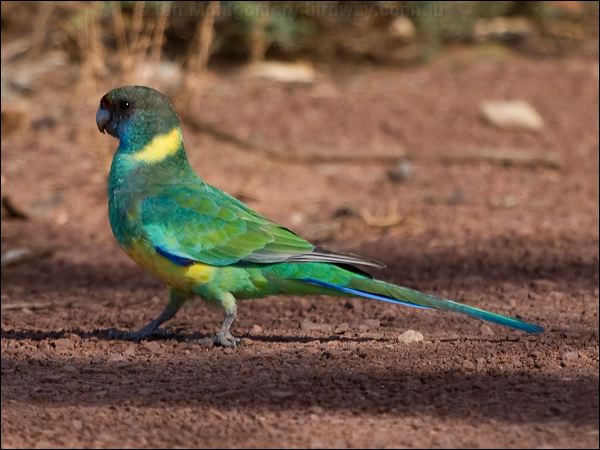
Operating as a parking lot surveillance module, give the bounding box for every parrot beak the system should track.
[96,106,111,134]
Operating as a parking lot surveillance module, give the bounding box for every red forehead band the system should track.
[100,95,110,108]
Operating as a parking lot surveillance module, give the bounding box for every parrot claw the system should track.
[211,331,240,348]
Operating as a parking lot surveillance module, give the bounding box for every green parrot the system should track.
[96,85,543,347]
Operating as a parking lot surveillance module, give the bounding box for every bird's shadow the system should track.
[4,326,572,344]
[0,327,379,344]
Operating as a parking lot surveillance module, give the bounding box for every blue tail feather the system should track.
[301,277,543,333]
[302,278,431,310]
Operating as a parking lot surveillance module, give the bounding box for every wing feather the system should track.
[139,184,384,268]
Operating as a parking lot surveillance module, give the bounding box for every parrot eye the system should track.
[119,100,130,110]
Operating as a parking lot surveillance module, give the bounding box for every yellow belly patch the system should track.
[127,241,215,291]
[133,127,182,163]
[183,263,215,285]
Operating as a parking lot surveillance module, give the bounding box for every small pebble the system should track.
[240,338,253,347]
[531,279,557,291]
[359,319,381,330]
[480,324,495,336]
[481,99,544,131]
[397,330,424,343]
[334,323,350,334]
[463,360,476,371]
[198,338,214,348]
[562,351,579,361]
[62,364,79,374]
[387,160,412,183]
[300,319,332,332]
[108,354,125,363]
[54,338,74,350]
[123,346,137,357]
[143,341,161,353]
[65,333,81,342]
[270,390,295,399]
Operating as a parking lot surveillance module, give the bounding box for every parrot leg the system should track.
[212,311,239,347]
[211,294,240,348]
[109,288,189,341]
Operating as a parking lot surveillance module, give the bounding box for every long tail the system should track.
[302,275,543,333]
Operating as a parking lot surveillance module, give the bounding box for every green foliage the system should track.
[1,1,596,67]
[219,1,312,57]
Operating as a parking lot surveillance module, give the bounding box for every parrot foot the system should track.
[107,326,174,341]
[211,331,240,348]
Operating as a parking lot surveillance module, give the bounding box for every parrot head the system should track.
[96,86,180,142]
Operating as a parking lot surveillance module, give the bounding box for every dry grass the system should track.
[9,1,218,94]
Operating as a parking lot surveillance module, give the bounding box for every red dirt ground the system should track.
[1,54,599,448]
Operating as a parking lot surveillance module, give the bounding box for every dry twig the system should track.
[250,11,270,63]
[1,301,64,311]
[111,1,130,71]
[436,149,562,170]
[1,247,54,270]
[150,2,170,66]
[182,114,563,171]
[180,1,220,104]
[359,201,409,228]
[129,1,146,59]
[30,2,54,57]
[186,1,220,75]
[77,3,105,87]
[1,196,29,220]
[182,114,406,166]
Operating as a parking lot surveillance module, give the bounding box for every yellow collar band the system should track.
[133,127,183,163]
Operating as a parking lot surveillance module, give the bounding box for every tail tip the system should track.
[518,322,544,333]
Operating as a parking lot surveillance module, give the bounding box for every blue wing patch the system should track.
[155,246,196,266]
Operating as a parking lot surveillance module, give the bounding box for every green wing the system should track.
[139,184,383,268]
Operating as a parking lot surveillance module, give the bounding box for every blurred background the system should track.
[2,0,598,254]
[1,2,599,448]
